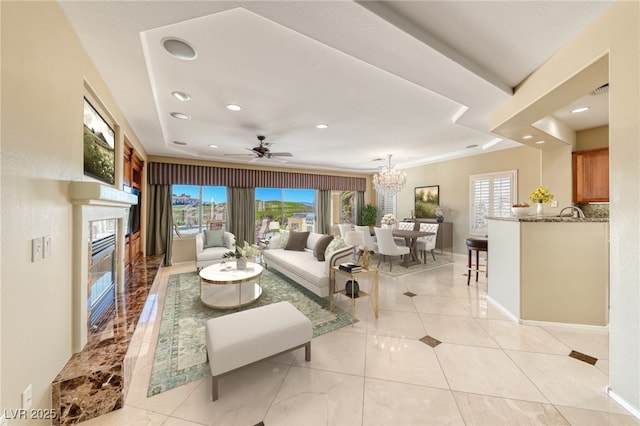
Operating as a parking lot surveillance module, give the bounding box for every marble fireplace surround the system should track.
[50,182,154,425]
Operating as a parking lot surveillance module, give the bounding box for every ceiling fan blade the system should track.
[249,157,260,163]
[269,152,293,157]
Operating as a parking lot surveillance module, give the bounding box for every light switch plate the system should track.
[32,238,43,262]
[44,236,52,258]
[551,200,558,208]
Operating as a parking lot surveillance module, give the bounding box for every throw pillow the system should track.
[279,230,290,248]
[284,231,310,251]
[313,234,334,261]
[203,229,224,248]
[325,235,347,259]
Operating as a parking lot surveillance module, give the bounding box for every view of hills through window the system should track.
[171,185,315,239]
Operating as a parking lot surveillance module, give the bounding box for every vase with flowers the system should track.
[381,213,397,229]
[529,186,554,216]
[223,241,261,270]
[434,205,451,223]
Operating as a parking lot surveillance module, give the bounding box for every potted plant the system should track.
[361,204,377,231]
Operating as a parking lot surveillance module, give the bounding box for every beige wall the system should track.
[397,144,570,255]
[489,1,640,414]
[1,1,146,417]
[576,125,609,151]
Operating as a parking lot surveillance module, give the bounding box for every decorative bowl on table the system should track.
[511,206,531,217]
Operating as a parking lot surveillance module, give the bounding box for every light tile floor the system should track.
[82,257,639,426]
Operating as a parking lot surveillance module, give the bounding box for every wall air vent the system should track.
[593,83,609,95]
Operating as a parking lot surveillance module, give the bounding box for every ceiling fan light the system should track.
[373,155,407,196]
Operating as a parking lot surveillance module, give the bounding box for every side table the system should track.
[329,266,379,323]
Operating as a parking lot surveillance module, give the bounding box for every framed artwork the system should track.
[414,185,439,218]
[83,97,115,185]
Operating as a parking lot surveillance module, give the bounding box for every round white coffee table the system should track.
[199,261,263,309]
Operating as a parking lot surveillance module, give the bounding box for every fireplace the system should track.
[89,220,117,328]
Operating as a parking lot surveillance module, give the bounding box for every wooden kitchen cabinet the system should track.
[572,147,609,203]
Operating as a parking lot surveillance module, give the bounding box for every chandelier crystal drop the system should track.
[373,154,407,196]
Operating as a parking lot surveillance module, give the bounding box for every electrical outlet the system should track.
[32,238,43,262]
[22,384,32,410]
[551,200,558,208]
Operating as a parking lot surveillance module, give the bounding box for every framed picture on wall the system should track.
[83,97,115,185]
[414,185,439,218]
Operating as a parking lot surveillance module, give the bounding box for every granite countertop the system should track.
[488,215,609,222]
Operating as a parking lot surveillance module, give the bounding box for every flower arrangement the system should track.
[529,187,554,204]
[434,204,451,218]
[381,213,397,225]
[223,241,261,261]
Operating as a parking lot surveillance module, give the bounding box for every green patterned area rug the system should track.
[147,267,353,396]
[373,253,454,277]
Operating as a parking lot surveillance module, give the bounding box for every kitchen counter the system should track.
[487,218,609,326]
[488,215,609,222]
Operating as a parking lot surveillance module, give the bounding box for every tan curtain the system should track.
[228,187,256,244]
[316,190,331,234]
[356,191,365,225]
[146,184,173,266]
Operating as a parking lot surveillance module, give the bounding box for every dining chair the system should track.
[415,223,439,263]
[338,223,353,239]
[374,227,410,271]
[394,221,415,245]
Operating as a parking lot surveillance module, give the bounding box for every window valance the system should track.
[148,162,366,191]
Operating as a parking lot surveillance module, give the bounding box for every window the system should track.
[172,185,227,237]
[469,170,517,235]
[376,191,396,221]
[255,188,315,240]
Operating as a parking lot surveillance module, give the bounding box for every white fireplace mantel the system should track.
[70,181,137,207]
[70,181,137,352]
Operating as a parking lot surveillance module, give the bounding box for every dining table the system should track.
[392,229,435,267]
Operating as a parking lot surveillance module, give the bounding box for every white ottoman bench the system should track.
[205,301,313,401]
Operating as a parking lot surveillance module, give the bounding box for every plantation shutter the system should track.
[470,170,517,235]
[376,192,396,222]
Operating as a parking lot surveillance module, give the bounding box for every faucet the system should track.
[559,206,585,218]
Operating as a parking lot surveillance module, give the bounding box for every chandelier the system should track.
[373,154,407,196]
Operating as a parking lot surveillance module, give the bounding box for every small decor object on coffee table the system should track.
[223,241,261,270]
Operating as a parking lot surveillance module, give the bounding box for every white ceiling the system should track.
[59,1,613,173]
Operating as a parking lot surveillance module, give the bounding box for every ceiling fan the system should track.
[226,135,293,162]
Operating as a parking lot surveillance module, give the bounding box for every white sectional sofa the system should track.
[263,231,353,297]
[195,231,236,269]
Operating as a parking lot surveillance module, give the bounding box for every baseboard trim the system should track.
[606,386,640,419]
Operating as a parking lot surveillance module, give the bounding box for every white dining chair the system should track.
[374,227,410,271]
[394,221,415,246]
[338,223,353,239]
[415,223,439,263]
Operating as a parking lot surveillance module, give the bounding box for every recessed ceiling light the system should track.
[226,104,242,111]
[316,124,328,129]
[571,106,590,114]
[171,91,191,101]
[535,140,546,145]
[523,135,533,140]
[208,144,218,148]
[170,112,190,120]
[162,38,197,60]
[465,144,478,149]
[173,141,187,146]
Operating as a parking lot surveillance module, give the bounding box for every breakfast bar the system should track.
[487,216,609,326]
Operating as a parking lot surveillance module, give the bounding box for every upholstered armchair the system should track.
[195,230,236,269]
